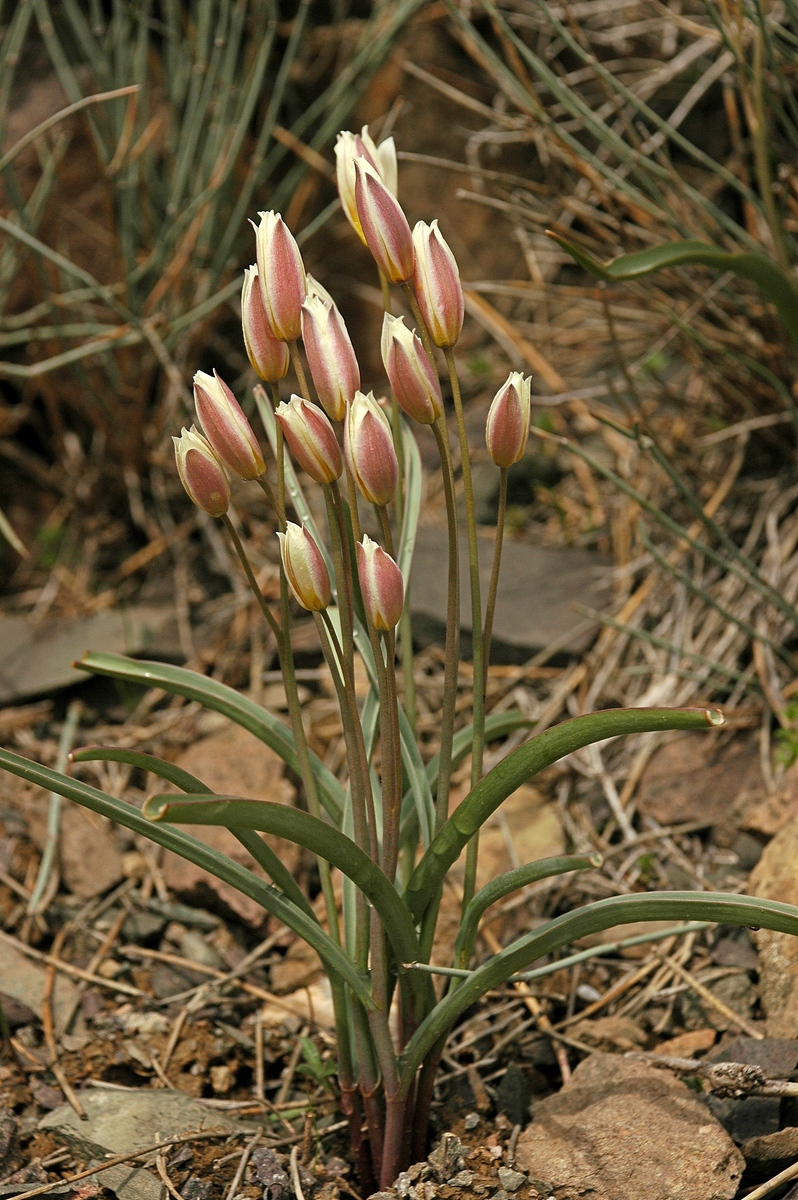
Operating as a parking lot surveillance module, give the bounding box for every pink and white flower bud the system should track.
[193,368,265,481]
[381,313,443,425]
[357,536,404,632]
[275,395,343,484]
[334,127,397,242]
[254,211,306,342]
[344,391,398,506]
[412,220,464,348]
[173,426,230,518]
[485,372,532,468]
[277,522,331,612]
[300,292,360,422]
[242,266,290,383]
[354,158,414,284]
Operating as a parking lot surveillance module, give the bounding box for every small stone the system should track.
[394,1173,413,1197]
[447,1172,473,1188]
[463,1113,481,1131]
[497,1168,526,1193]
[180,930,224,970]
[210,1064,234,1094]
[428,1133,465,1182]
[182,1180,211,1200]
[251,1148,290,1200]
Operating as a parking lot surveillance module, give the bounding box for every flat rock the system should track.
[0,606,175,703]
[748,814,798,1036]
[410,527,609,658]
[0,935,80,1030]
[59,805,124,898]
[742,758,798,836]
[40,1088,242,1200]
[514,1052,744,1199]
[159,721,296,925]
[637,735,759,831]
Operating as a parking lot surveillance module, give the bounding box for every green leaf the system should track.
[454,853,603,969]
[549,233,798,350]
[75,652,344,825]
[0,747,372,1008]
[144,793,435,1023]
[70,746,209,794]
[399,889,798,1093]
[405,706,723,921]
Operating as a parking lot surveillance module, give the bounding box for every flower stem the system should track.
[289,340,311,400]
[269,382,287,517]
[431,418,459,836]
[221,515,281,642]
[483,467,507,667]
[444,346,484,913]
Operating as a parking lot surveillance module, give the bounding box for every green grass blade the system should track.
[405,706,722,921]
[0,747,370,1007]
[399,889,798,1091]
[548,233,798,349]
[76,651,345,823]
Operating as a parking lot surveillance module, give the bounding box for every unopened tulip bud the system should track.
[485,372,532,468]
[277,522,331,612]
[242,266,290,383]
[334,127,398,242]
[306,273,336,306]
[300,292,360,422]
[254,211,306,342]
[275,395,343,484]
[354,158,414,284]
[193,369,265,481]
[344,391,398,506]
[357,536,404,632]
[412,220,464,348]
[173,426,230,518]
[381,313,443,425]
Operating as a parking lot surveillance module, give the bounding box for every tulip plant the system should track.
[5,124,798,1191]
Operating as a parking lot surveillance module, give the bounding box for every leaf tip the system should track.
[588,852,603,868]
[143,794,168,821]
[705,709,725,727]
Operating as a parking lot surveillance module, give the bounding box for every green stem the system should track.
[289,340,311,400]
[269,381,287,517]
[483,468,507,669]
[27,699,82,914]
[750,27,789,269]
[430,419,460,835]
[221,515,281,641]
[443,345,484,913]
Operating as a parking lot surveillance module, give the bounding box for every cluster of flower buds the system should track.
[176,122,529,640]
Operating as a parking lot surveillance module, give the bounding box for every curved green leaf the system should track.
[548,233,798,350]
[399,889,798,1094]
[75,652,344,824]
[453,853,603,969]
[0,747,371,1008]
[405,706,722,921]
[70,745,209,794]
[144,793,435,1022]
[425,711,532,789]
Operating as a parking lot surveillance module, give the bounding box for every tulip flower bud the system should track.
[381,313,443,425]
[357,536,404,632]
[334,127,397,242]
[306,273,336,306]
[412,220,464,348]
[485,372,532,468]
[344,391,398,506]
[193,369,265,482]
[277,522,331,612]
[354,158,415,284]
[242,266,290,383]
[173,426,230,518]
[275,395,343,484]
[300,292,360,422]
[254,211,306,342]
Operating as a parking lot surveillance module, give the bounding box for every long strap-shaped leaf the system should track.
[70,745,315,919]
[548,233,798,351]
[76,652,344,824]
[405,706,722,921]
[398,889,798,1094]
[0,747,371,1008]
[453,853,603,969]
[144,794,435,1022]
